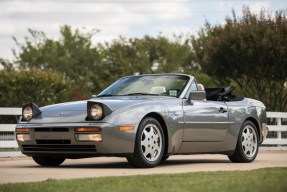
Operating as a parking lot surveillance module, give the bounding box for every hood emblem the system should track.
[60,112,64,116]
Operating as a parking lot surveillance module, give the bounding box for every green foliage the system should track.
[1,7,286,112]
[8,25,101,99]
[18,27,197,95]
[1,168,287,192]
[189,70,218,88]
[1,27,201,100]
[98,35,196,88]
[192,7,287,111]
[0,68,72,107]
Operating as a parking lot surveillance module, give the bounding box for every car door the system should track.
[182,97,230,142]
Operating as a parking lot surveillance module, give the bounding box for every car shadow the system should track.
[60,162,134,169]
[160,158,231,166]
[21,158,231,169]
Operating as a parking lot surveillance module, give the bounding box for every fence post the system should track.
[277,117,282,147]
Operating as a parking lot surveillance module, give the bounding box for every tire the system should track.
[32,156,65,166]
[161,155,169,162]
[127,117,165,168]
[228,121,259,163]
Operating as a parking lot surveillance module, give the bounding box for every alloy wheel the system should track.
[141,123,163,162]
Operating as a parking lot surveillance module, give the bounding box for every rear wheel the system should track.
[32,156,65,166]
[228,121,259,163]
[127,117,165,168]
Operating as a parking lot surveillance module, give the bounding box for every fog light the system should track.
[74,127,102,132]
[75,134,102,142]
[16,134,30,142]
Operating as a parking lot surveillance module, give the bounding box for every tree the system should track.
[98,35,196,87]
[0,68,73,124]
[192,7,287,111]
[0,25,213,102]
[0,68,72,107]
[3,25,102,99]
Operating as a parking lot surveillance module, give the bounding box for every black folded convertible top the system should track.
[205,86,244,101]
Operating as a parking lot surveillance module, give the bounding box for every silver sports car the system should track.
[16,74,268,168]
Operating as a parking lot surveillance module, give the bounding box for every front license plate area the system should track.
[34,132,70,140]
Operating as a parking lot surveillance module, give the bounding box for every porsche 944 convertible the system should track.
[16,74,268,168]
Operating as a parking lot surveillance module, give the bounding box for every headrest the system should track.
[150,86,166,94]
[197,84,205,91]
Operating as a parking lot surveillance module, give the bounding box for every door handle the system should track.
[219,107,227,113]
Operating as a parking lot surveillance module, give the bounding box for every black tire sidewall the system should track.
[161,155,170,162]
[32,156,65,166]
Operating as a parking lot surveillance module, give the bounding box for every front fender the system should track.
[104,99,184,154]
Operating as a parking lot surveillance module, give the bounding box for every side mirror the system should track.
[188,91,206,104]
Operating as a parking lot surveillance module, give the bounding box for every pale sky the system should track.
[0,0,286,60]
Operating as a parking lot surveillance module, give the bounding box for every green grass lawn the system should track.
[1,168,286,192]
[0,148,19,152]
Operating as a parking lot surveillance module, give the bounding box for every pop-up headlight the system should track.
[21,103,41,121]
[86,101,113,121]
[89,104,103,120]
[23,106,33,121]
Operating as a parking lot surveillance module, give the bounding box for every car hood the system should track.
[40,96,174,112]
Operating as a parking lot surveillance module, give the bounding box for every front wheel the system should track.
[127,117,165,168]
[32,156,65,166]
[161,155,170,162]
[228,121,259,163]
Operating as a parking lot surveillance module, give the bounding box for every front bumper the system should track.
[16,122,137,158]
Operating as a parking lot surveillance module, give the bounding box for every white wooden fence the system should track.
[0,108,21,148]
[0,108,287,149]
[262,112,287,148]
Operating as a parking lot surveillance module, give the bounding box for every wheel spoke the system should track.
[242,139,247,147]
[149,127,155,136]
[153,134,159,144]
[141,137,149,147]
[250,140,256,149]
[143,129,151,139]
[242,131,248,139]
[243,145,249,155]
[247,145,252,155]
[143,145,152,158]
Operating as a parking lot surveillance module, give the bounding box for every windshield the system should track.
[97,75,190,97]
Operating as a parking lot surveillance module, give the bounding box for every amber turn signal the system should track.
[119,126,135,131]
[15,128,30,132]
[74,127,102,132]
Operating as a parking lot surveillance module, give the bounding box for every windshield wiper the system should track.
[97,93,161,97]
[123,92,159,96]
[96,94,116,97]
